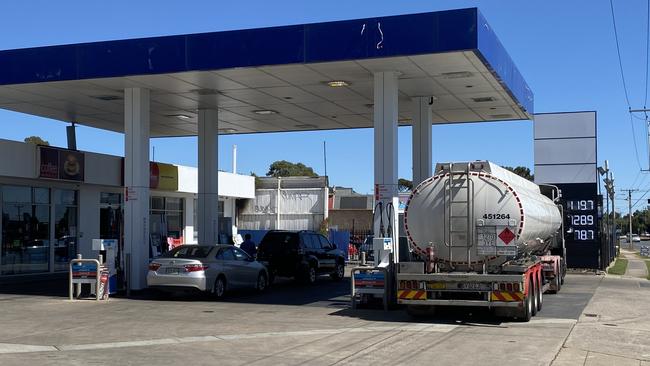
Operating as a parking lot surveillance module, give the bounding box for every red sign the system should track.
[498,228,516,245]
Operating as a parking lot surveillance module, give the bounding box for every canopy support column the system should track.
[198,109,219,245]
[412,96,433,186]
[124,87,150,291]
[373,71,400,263]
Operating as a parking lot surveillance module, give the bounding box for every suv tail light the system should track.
[148,262,161,271]
[184,264,209,272]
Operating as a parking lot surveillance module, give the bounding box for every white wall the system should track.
[178,166,254,198]
[239,188,326,231]
[85,152,122,186]
[0,139,36,178]
[77,186,101,259]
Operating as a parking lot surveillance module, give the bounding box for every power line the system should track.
[611,0,646,169]
[631,170,642,189]
[645,0,650,111]
[610,0,632,107]
[629,114,644,169]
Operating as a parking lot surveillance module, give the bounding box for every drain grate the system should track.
[603,323,618,327]
[584,313,598,318]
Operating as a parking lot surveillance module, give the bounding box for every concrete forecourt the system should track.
[0,273,648,365]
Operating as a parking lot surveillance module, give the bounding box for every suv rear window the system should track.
[259,232,299,251]
[163,245,212,258]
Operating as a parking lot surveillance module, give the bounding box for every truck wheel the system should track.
[549,266,561,294]
[536,274,543,312]
[531,278,538,316]
[407,305,436,318]
[515,279,533,322]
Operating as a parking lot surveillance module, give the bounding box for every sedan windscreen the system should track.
[163,246,212,258]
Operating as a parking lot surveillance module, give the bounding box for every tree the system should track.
[503,166,534,181]
[398,178,413,192]
[24,136,49,146]
[266,160,317,177]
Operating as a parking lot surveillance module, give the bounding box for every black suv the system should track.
[257,230,346,284]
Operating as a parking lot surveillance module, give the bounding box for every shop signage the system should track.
[39,146,84,181]
[150,162,178,191]
[120,160,179,191]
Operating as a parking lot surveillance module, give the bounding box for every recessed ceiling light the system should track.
[218,128,237,133]
[490,114,514,119]
[190,88,220,95]
[92,95,122,101]
[440,71,474,79]
[325,80,350,87]
[295,124,316,129]
[472,96,496,103]
[253,109,278,115]
[165,114,192,120]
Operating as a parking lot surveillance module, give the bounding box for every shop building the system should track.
[0,139,254,280]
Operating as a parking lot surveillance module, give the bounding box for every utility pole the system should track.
[623,189,639,249]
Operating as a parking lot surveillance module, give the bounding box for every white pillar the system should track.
[124,87,150,291]
[373,72,400,262]
[198,109,219,245]
[412,97,433,186]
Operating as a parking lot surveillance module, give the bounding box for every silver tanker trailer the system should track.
[356,161,566,321]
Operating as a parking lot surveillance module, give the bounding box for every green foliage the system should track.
[24,136,49,146]
[503,166,534,181]
[250,172,263,189]
[398,178,413,192]
[607,258,628,275]
[266,160,317,178]
[319,218,329,236]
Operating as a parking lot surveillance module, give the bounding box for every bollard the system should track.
[361,252,366,266]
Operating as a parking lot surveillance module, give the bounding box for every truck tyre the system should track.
[549,264,561,294]
[536,274,543,312]
[515,279,533,322]
[531,277,538,316]
[407,305,436,318]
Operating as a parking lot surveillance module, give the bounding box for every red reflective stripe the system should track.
[414,290,425,299]
[493,291,506,301]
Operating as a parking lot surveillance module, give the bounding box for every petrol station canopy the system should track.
[0,8,533,136]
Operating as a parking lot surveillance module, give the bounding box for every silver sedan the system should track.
[146,244,269,299]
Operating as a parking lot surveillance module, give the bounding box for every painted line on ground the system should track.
[0,324,459,354]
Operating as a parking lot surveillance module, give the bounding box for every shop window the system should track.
[150,196,184,257]
[100,192,121,205]
[3,186,31,203]
[1,186,51,275]
[151,197,165,210]
[193,198,198,243]
[166,197,182,211]
[53,189,77,271]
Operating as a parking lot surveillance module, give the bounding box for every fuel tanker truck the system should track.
[353,161,566,321]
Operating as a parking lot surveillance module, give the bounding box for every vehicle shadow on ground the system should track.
[331,303,511,327]
[134,275,353,307]
[0,276,69,297]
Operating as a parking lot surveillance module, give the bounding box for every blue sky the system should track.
[0,1,647,206]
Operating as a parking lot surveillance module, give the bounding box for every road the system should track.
[0,272,647,365]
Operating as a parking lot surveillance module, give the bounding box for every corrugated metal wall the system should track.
[239,188,326,231]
